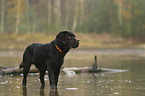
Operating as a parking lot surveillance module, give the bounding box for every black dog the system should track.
[19,31,79,89]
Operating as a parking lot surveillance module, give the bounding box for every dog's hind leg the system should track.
[22,62,32,86]
[39,70,46,86]
[22,49,33,86]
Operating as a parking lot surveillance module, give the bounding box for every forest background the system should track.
[0,0,145,50]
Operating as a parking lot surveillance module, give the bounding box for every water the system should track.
[0,49,145,96]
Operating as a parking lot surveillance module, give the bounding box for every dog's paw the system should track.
[50,85,57,89]
[41,83,45,86]
[22,84,26,86]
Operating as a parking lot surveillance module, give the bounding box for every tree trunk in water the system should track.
[1,0,5,34]
[15,0,21,34]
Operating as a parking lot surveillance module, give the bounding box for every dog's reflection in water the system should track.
[48,89,59,96]
[40,86,59,96]
[22,86,27,96]
[22,86,59,96]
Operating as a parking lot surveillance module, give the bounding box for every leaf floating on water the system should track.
[114,92,119,95]
[0,82,7,85]
[66,88,78,90]
[64,70,76,77]
[16,86,20,89]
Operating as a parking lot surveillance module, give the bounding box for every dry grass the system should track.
[0,33,55,50]
[0,33,138,50]
[76,33,130,49]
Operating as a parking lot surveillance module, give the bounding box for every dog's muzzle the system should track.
[72,39,79,48]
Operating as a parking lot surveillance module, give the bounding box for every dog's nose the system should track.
[76,39,79,41]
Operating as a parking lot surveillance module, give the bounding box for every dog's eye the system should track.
[68,36,72,39]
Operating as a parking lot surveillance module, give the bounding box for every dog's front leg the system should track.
[54,69,61,87]
[47,66,56,89]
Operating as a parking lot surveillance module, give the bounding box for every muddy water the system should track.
[0,49,145,96]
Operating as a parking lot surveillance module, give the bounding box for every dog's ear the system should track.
[56,31,68,44]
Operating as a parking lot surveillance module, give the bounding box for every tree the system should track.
[80,0,84,25]
[15,0,21,34]
[64,0,70,28]
[72,0,79,32]
[48,0,52,26]
[114,0,123,25]
[1,0,5,33]
[26,0,31,33]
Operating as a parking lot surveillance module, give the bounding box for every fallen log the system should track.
[0,56,127,75]
[0,66,101,75]
[0,66,127,75]
[0,67,39,75]
[62,67,101,74]
[0,55,100,75]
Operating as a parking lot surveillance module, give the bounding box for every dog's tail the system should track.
[19,62,23,69]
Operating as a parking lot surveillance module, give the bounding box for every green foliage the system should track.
[0,0,145,37]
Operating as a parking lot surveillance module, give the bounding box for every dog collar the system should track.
[55,45,63,53]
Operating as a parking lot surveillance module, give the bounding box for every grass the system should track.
[0,33,56,50]
[0,33,142,50]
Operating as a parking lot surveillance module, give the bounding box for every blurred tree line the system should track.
[0,0,145,37]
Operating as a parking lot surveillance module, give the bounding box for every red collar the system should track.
[55,45,63,53]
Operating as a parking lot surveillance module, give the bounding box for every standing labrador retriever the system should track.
[19,31,79,89]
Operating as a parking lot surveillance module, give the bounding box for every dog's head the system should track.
[56,31,79,49]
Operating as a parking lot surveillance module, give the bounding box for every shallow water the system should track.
[0,49,145,96]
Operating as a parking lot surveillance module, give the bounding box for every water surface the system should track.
[0,49,145,96]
